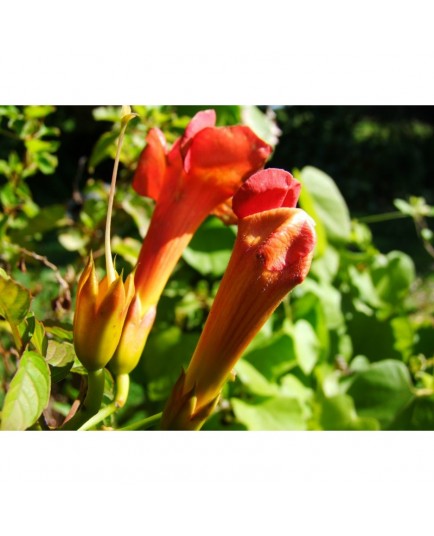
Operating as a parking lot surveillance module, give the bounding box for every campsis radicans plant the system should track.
[161,168,317,430]
[68,109,314,432]
[110,109,272,377]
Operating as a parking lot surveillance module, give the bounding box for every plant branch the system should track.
[19,248,71,307]
[357,212,408,224]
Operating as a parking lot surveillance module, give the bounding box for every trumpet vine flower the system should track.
[110,109,271,375]
[161,168,317,430]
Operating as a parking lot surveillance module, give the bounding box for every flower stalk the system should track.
[77,373,130,431]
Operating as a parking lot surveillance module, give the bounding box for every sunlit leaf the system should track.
[297,166,351,244]
[23,106,55,119]
[58,228,89,251]
[293,319,320,375]
[1,351,50,431]
[319,394,380,431]
[371,251,415,308]
[235,359,279,397]
[112,236,141,266]
[0,269,32,328]
[241,105,281,147]
[231,396,307,430]
[45,340,76,382]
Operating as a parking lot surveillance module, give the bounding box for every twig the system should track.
[19,248,72,307]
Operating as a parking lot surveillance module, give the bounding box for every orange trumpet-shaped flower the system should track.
[110,110,271,375]
[73,255,135,372]
[161,168,317,430]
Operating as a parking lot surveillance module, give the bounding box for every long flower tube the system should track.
[109,109,271,376]
[161,168,317,430]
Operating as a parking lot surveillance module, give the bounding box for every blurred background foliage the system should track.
[0,105,433,431]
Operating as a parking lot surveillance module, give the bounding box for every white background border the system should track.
[1,1,434,534]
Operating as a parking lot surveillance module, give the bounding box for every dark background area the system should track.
[272,106,434,270]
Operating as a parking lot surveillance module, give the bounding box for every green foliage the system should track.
[183,217,236,277]
[0,105,433,431]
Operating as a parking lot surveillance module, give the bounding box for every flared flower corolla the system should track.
[110,110,271,375]
[161,168,317,430]
[73,255,135,372]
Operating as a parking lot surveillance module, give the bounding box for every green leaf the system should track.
[1,351,50,430]
[0,105,20,119]
[279,374,314,403]
[58,228,89,251]
[294,169,328,257]
[0,159,10,178]
[391,395,434,430]
[309,245,340,283]
[92,106,123,122]
[244,330,297,381]
[25,139,60,154]
[112,236,141,266]
[371,251,415,308]
[183,217,235,277]
[346,360,414,428]
[347,263,381,309]
[293,319,320,374]
[231,396,307,430]
[391,316,414,359]
[120,195,151,238]
[235,359,279,397]
[88,130,119,170]
[297,166,351,244]
[31,318,47,355]
[23,105,55,119]
[34,151,58,174]
[142,326,199,401]
[44,321,73,342]
[241,105,281,147]
[18,314,37,349]
[347,311,403,362]
[45,340,76,382]
[319,394,380,431]
[0,269,32,328]
[298,279,344,330]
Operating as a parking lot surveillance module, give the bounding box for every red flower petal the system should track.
[181,109,217,155]
[255,208,316,272]
[183,126,272,197]
[232,168,301,219]
[132,128,167,201]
